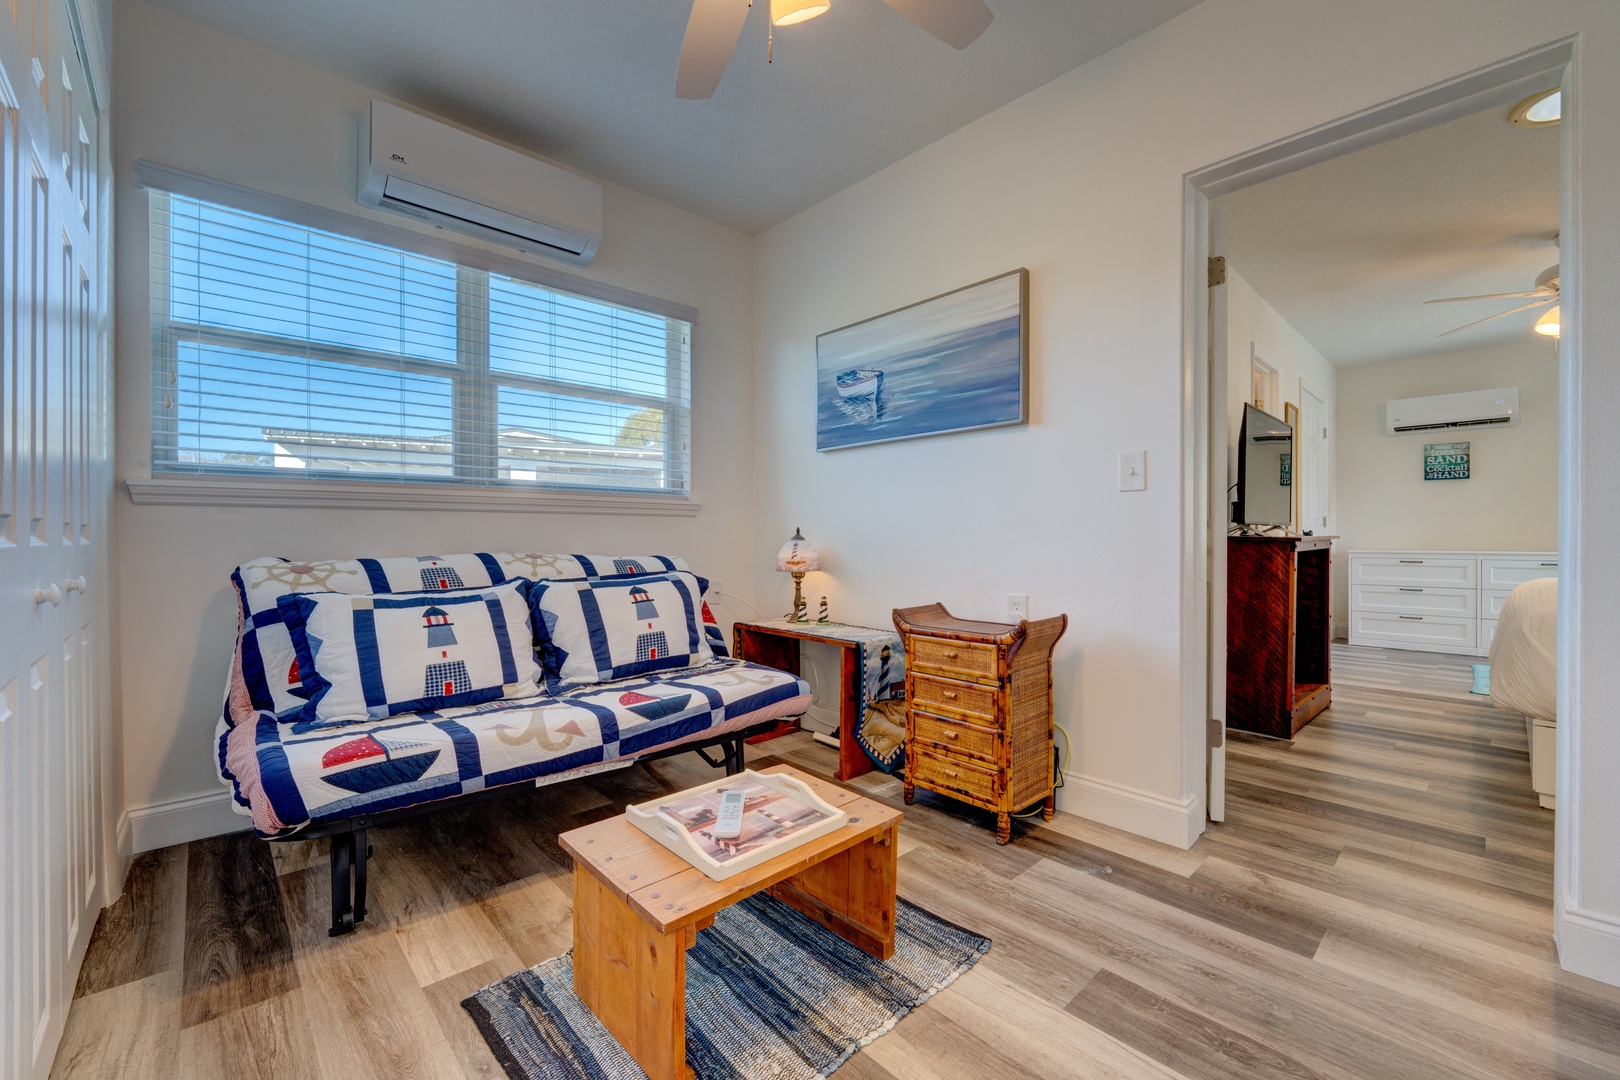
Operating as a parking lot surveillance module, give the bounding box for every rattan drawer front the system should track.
[911,674,997,722]
[910,749,998,807]
[910,637,998,682]
[913,712,999,762]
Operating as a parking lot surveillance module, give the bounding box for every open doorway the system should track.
[1190,49,1570,864]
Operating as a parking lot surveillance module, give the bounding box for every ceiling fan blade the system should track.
[1436,298,1554,338]
[1424,291,1550,304]
[881,0,993,49]
[675,0,751,100]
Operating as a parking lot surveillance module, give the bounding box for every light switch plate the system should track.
[1119,450,1146,491]
[1008,593,1029,621]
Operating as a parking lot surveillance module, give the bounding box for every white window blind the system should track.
[149,191,691,494]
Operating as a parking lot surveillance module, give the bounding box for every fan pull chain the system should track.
[768,15,774,62]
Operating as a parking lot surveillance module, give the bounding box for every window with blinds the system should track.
[149,191,691,494]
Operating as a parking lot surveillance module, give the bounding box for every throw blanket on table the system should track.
[779,620,908,773]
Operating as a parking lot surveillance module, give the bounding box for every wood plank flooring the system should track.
[50,645,1620,1080]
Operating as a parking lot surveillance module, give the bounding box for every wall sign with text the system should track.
[1424,441,1471,481]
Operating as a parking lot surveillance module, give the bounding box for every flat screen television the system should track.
[1234,402,1293,529]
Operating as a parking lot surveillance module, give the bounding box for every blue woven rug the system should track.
[462,893,989,1080]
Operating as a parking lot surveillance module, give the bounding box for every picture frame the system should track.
[815,268,1029,452]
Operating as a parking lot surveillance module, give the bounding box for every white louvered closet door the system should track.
[0,1,112,1078]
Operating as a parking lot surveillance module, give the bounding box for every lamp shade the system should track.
[771,0,830,25]
[775,528,822,573]
[1535,304,1561,338]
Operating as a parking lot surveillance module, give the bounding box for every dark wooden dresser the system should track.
[1227,534,1335,739]
[893,603,1067,843]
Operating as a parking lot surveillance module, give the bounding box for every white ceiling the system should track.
[1223,103,1561,367]
[140,0,1200,235]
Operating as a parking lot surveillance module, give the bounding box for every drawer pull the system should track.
[1541,562,1557,567]
[1399,616,1423,621]
[1398,559,1424,564]
[944,731,959,740]
[1398,587,1423,592]
[945,769,959,778]
[944,650,959,660]
[942,690,959,699]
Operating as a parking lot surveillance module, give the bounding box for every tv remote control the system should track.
[713,789,746,839]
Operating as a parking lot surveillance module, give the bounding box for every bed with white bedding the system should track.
[1488,576,1557,808]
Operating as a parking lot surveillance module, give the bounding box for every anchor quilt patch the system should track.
[278,580,542,727]
[530,571,713,692]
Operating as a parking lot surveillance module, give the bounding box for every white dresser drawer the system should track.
[1350,610,1478,653]
[1481,618,1498,654]
[1350,555,1477,590]
[1482,589,1516,620]
[1350,584,1476,618]
[1481,557,1558,590]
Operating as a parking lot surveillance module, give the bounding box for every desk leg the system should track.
[768,823,898,960]
[573,867,693,1080]
[836,645,872,782]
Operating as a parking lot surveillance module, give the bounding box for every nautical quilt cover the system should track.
[531,571,713,691]
[218,658,811,837]
[280,580,542,726]
[227,553,720,723]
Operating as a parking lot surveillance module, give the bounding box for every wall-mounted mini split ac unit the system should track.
[1385,387,1520,436]
[358,100,603,266]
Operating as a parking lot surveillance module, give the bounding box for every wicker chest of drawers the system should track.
[893,603,1068,844]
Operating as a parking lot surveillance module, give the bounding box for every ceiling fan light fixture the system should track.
[1510,88,1561,128]
[1535,305,1561,338]
[771,0,830,26]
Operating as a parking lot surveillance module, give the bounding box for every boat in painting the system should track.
[836,368,883,399]
[320,734,440,794]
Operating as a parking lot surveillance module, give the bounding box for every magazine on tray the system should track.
[626,770,849,880]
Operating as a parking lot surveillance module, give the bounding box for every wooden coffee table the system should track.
[558,764,902,1080]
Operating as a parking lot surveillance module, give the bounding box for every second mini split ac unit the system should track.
[1385,387,1520,436]
[358,100,603,266]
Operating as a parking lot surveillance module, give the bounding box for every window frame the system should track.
[135,162,699,514]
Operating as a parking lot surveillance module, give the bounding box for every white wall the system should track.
[1224,267,1337,536]
[750,0,1620,983]
[1334,341,1559,628]
[112,0,760,846]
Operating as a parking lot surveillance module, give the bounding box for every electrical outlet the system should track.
[1008,593,1029,621]
[709,580,723,603]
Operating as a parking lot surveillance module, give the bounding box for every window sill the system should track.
[123,474,702,517]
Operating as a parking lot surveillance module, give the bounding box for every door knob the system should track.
[34,584,61,607]
[65,577,86,594]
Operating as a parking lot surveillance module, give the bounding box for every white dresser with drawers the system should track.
[1346,550,1558,657]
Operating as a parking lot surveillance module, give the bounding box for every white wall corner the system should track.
[1558,901,1620,987]
[115,808,131,857]
[126,789,249,853]
[1058,770,1204,850]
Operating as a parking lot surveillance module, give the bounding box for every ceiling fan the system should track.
[1425,264,1560,338]
[676,0,994,99]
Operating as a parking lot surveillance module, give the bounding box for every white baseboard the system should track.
[1055,770,1203,850]
[126,789,249,853]
[1559,903,1620,988]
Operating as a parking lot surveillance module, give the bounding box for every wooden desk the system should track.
[560,765,900,1080]
[732,620,879,782]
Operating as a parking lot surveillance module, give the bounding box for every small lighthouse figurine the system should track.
[817,596,830,624]
[793,593,809,623]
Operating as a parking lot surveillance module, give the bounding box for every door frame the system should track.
[1180,41,1575,834]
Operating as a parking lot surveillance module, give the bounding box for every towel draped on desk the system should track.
[791,621,908,773]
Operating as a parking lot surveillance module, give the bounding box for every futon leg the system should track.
[724,736,745,776]
[329,831,355,936]
[353,827,370,925]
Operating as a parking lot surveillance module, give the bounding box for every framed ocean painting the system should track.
[815,268,1029,451]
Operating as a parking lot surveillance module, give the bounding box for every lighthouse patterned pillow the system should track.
[529,571,713,692]
[278,580,542,728]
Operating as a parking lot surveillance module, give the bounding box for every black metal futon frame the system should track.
[276,721,769,936]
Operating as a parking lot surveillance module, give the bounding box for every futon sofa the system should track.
[215,551,810,934]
